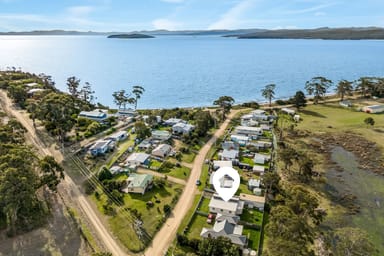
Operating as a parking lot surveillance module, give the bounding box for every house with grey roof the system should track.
[164,118,186,126]
[138,139,152,151]
[151,130,171,141]
[106,130,128,142]
[213,160,233,171]
[172,122,195,135]
[230,134,249,146]
[248,179,261,190]
[253,153,270,165]
[222,141,239,151]
[200,214,247,248]
[152,144,172,158]
[219,149,239,162]
[122,173,153,195]
[125,153,150,167]
[89,140,114,156]
[252,165,265,174]
[209,194,244,216]
[235,126,263,138]
[79,110,108,122]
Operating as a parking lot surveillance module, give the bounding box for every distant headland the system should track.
[107,33,155,39]
[0,27,384,40]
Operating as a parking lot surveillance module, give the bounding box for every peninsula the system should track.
[107,33,155,39]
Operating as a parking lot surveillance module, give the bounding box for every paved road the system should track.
[0,90,128,256]
[137,168,186,185]
[144,109,241,256]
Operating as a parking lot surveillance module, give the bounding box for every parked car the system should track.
[196,179,201,186]
[207,213,216,224]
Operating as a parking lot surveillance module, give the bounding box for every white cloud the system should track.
[283,3,336,15]
[152,18,182,30]
[208,0,257,30]
[67,6,95,17]
[161,0,185,3]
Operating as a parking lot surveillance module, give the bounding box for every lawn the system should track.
[298,103,384,142]
[187,214,212,240]
[243,227,261,250]
[199,164,210,191]
[182,152,196,163]
[198,197,211,213]
[157,165,191,180]
[236,183,252,195]
[240,156,255,167]
[149,159,163,169]
[241,208,264,226]
[91,182,183,252]
[178,194,202,233]
[106,135,136,168]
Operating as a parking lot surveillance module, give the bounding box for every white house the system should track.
[25,82,39,87]
[253,153,270,164]
[235,126,263,137]
[89,140,114,156]
[106,130,128,142]
[239,193,265,211]
[281,107,296,115]
[122,173,153,195]
[222,141,239,151]
[109,166,126,175]
[230,134,249,146]
[248,179,261,190]
[213,160,233,170]
[240,114,259,127]
[209,194,244,216]
[152,144,172,158]
[200,214,247,248]
[125,153,150,167]
[151,130,171,141]
[116,108,137,117]
[219,149,239,162]
[138,139,152,150]
[164,118,186,126]
[362,105,384,114]
[252,165,265,174]
[79,111,108,122]
[172,122,195,135]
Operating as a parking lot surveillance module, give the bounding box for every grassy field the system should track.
[182,152,196,163]
[92,182,183,252]
[243,227,260,250]
[293,101,384,255]
[157,165,191,180]
[177,194,202,234]
[297,103,384,142]
[187,214,212,240]
[198,197,210,213]
[241,208,263,226]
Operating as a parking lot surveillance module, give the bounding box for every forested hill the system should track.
[229,27,384,40]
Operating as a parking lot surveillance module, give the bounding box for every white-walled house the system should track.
[125,153,150,167]
[235,126,263,137]
[209,194,244,216]
[152,144,172,158]
[200,214,247,248]
[79,111,108,122]
[89,140,114,156]
[172,123,195,135]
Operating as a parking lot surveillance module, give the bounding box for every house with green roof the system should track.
[122,173,153,195]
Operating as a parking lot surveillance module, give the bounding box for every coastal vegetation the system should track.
[0,116,64,236]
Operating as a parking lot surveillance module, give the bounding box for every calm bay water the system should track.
[0,35,384,109]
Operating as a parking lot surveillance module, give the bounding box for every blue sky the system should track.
[0,0,383,31]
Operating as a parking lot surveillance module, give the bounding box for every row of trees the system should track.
[112,85,145,110]
[261,76,384,107]
[0,119,64,236]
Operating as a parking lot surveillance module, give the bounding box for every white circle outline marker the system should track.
[212,166,240,202]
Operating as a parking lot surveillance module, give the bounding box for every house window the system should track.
[229,211,232,214]
[220,209,223,212]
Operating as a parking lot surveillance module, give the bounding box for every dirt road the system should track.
[144,109,241,256]
[0,90,128,256]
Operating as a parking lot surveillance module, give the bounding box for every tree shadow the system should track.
[300,109,326,118]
